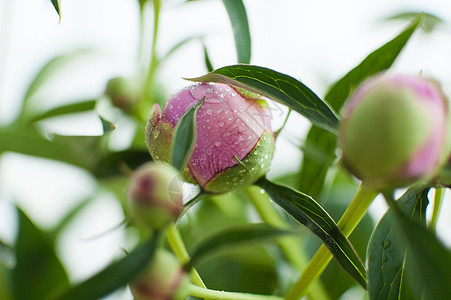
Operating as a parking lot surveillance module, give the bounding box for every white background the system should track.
[1,0,451,299]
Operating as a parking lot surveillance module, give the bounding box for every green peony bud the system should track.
[339,74,449,188]
[145,83,275,194]
[105,76,138,111]
[130,250,189,300]
[126,162,183,229]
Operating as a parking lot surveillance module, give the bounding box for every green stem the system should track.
[285,184,378,300]
[244,186,330,300]
[274,108,292,139]
[143,0,160,99]
[165,223,207,291]
[188,284,284,300]
[429,187,445,230]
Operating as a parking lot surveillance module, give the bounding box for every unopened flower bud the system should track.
[145,83,275,193]
[105,77,138,111]
[130,250,189,300]
[126,162,183,229]
[339,74,449,188]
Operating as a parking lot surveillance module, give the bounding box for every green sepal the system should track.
[205,131,275,193]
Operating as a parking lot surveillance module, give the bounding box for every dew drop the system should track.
[264,154,269,159]
[206,108,214,115]
[260,188,265,194]
[215,141,222,147]
[219,122,224,127]
[169,104,174,109]
[206,87,213,93]
[231,92,237,97]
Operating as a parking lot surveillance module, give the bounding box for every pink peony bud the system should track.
[130,250,189,300]
[126,162,183,229]
[145,83,275,193]
[339,73,449,188]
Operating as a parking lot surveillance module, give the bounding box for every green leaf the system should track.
[160,35,204,63]
[0,126,111,173]
[298,14,423,196]
[386,12,443,33]
[99,116,116,134]
[187,223,297,269]
[367,186,429,300]
[170,97,204,171]
[325,13,422,111]
[56,233,160,300]
[23,49,90,104]
[0,240,14,269]
[49,197,93,240]
[12,208,69,300]
[222,0,251,64]
[256,178,366,288]
[51,0,61,20]
[386,191,451,300]
[187,65,340,134]
[203,43,214,72]
[31,99,97,122]
[297,128,336,198]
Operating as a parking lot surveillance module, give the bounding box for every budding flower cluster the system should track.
[339,73,449,188]
[146,83,275,193]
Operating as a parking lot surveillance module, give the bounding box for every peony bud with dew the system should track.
[126,162,183,229]
[130,249,189,300]
[339,73,449,188]
[145,83,275,193]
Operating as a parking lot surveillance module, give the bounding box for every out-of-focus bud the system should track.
[339,73,449,188]
[130,250,189,300]
[105,77,138,111]
[145,83,275,193]
[126,162,183,229]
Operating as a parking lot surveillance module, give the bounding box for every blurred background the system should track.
[1,0,451,299]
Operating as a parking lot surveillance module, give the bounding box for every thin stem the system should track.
[285,184,378,300]
[165,223,207,290]
[178,191,205,221]
[137,0,148,68]
[188,283,284,300]
[244,186,330,300]
[274,108,292,139]
[142,0,160,100]
[429,187,445,230]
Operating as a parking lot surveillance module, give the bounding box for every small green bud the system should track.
[130,250,189,300]
[339,74,449,188]
[126,162,183,229]
[105,77,138,111]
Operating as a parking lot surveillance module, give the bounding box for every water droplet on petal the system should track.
[206,87,213,93]
[206,108,214,115]
[215,141,222,147]
[219,122,224,127]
